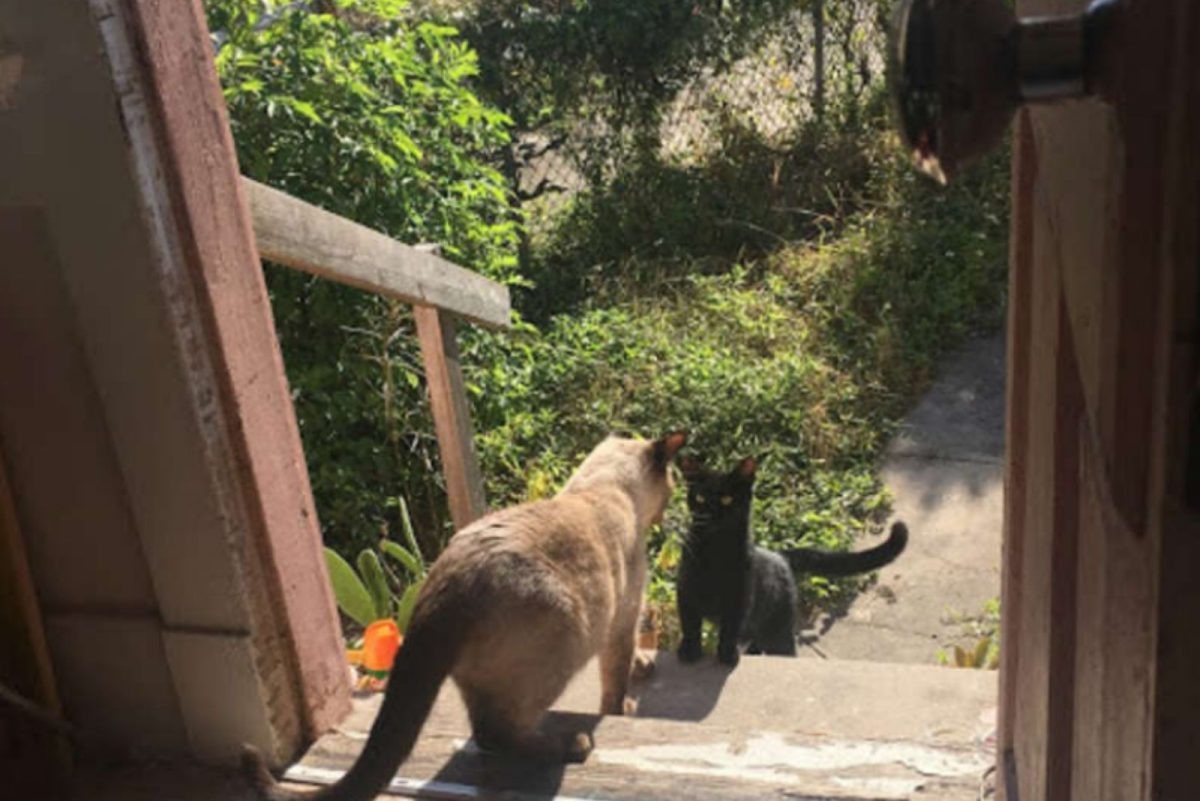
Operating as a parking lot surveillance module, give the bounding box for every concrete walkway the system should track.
[804,333,1006,665]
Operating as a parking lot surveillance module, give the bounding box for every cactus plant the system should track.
[323,496,429,633]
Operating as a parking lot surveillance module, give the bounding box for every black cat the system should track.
[675,455,908,667]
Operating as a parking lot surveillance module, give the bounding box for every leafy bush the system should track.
[206,0,520,555]
[464,142,1010,629]
[206,0,1009,648]
[323,497,428,633]
[450,0,887,152]
[520,96,892,317]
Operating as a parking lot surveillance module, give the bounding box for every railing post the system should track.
[412,303,488,531]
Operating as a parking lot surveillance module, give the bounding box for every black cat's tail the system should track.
[783,522,908,577]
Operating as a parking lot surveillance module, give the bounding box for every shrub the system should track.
[464,141,1009,628]
[206,0,520,555]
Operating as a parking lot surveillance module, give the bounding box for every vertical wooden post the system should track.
[0,442,68,794]
[413,304,488,531]
[997,110,1035,801]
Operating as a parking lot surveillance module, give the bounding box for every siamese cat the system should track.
[246,431,688,801]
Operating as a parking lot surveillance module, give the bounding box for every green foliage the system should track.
[321,495,429,631]
[323,548,381,627]
[206,0,520,554]
[455,0,803,132]
[521,96,893,316]
[210,0,518,270]
[464,142,1009,637]
[207,0,1009,648]
[938,597,1002,670]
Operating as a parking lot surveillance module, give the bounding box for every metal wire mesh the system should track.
[507,3,887,237]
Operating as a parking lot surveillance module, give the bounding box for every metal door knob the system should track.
[889,0,1121,183]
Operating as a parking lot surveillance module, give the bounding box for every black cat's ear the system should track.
[652,431,688,469]
[678,454,703,480]
[734,457,757,479]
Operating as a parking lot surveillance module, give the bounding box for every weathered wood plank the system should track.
[121,0,351,751]
[1149,3,1200,795]
[243,178,511,331]
[1072,429,1155,801]
[1008,128,1064,801]
[1044,304,1082,801]
[0,439,69,794]
[1005,3,1198,799]
[413,305,488,531]
[997,111,1035,801]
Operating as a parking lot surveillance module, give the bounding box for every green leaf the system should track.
[357,549,392,620]
[323,547,375,627]
[380,539,422,578]
[390,129,424,162]
[396,497,425,571]
[395,579,424,633]
[953,645,970,668]
[985,647,1001,671]
[972,637,991,668]
[282,97,322,124]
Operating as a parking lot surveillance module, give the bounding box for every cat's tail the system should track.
[783,521,908,577]
[242,595,464,801]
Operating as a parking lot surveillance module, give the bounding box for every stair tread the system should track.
[288,655,994,800]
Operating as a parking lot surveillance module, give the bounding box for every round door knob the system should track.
[889,0,1121,183]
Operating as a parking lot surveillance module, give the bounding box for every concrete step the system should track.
[287,654,997,800]
[559,651,996,746]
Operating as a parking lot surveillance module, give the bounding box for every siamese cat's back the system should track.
[426,494,626,627]
[441,492,628,579]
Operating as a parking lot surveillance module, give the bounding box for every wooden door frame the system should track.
[997,1,1200,798]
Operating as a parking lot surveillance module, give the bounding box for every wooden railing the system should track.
[242,177,506,531]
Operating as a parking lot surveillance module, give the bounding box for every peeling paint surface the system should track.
[592,732,989,787]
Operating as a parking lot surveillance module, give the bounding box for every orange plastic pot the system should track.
[361,619,402,676]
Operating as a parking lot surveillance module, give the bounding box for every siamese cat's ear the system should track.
[652,431,688,469]
[733,456,757,479]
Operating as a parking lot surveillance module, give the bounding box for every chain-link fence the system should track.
[498,1,889,238]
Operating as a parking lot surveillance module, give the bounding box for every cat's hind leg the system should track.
[464,689,593,764]
[759,603,798,657]
[456,604,593,763]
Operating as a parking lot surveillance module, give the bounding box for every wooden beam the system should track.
[0,440,69,793]
[413,305,488,531]
[120,0,352,755]
[998,109,1036,801]
[243,178,511,331]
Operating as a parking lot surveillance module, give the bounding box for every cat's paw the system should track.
[677,639,703,664]
[717,644,741,668]
[562,731,594,764]
[631,649,657,681]
[622,695,639,716]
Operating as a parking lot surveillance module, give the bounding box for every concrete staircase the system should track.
[287,653,997,801]
[281,336,1008,800]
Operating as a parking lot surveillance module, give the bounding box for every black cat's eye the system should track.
[695,494,706,504]
[720,496,733,506]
